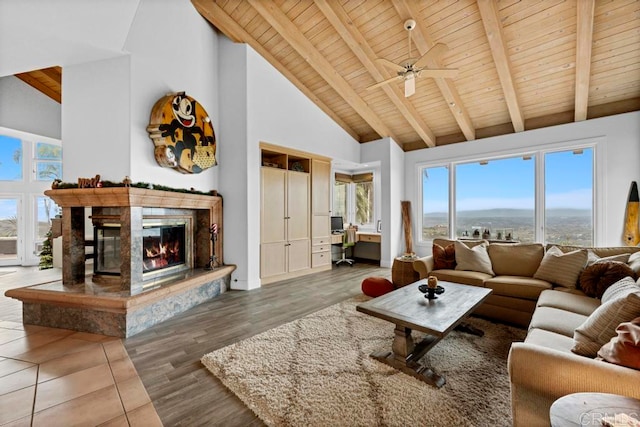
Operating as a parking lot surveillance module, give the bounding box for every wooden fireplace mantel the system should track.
[44,187,221,210]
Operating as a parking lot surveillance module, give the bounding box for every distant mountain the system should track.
[424,208,590,219]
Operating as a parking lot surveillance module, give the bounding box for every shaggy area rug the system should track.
[201,295,526,427]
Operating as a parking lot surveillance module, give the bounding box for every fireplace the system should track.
[94,220,189,280]
[91,208,195,286]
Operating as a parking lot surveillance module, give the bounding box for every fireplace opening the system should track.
[143,224,186,272]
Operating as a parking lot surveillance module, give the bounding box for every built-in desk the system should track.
[330,231,381,262]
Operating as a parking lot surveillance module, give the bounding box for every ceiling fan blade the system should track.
[366,75,403,91]
[375,58,405,73]
[418,68,459,79]
[413,43,449,69]
[404,75,415,97]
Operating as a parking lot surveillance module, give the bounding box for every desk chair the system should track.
[336,227,356,266]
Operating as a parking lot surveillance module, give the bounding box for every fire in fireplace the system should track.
[142,224,186,272]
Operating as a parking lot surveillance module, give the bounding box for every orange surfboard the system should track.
[624,181,640,246]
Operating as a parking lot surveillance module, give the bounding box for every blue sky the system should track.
[423,149,594,212]
[0,135,22,181]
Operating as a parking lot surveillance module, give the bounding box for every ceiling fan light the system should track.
[405,76,415,97]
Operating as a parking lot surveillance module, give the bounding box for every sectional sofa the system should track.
[412,238,640,425]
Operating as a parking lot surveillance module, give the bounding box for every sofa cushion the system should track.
[529,306,588,337]
[572,292,640,357]
[525,328,575,353]
[433,243,456,270]
[430,269,491,287]
[536,289,600,316]
[597,316,640,370]
[488,243,544,277]
[454,241,494,276]
[579,262,637,298]
[533,245,587,289]
[484,276,552,300]
[601,276,639,304]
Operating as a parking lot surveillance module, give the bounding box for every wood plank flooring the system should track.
[123,262,389,426]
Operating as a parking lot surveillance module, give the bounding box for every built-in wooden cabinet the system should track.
[260,143,331,284]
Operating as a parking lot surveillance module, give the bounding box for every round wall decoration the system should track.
[146,91,217,174]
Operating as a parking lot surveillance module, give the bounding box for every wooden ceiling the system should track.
[14,66,62,104]
[193,0,640,151]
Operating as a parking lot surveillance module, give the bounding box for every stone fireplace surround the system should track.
[5,187,235,337]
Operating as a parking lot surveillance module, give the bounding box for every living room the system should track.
[1,0,639,425]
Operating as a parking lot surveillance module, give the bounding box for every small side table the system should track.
[550,392,640,426]
[391,257,419,288]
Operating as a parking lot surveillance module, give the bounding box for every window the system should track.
[422,166,449,240]
[544,148,593,246]
[456,156,534,242]
[35,142,62,181]
[419,145,595,246]
[354,174,374,226]
[333,171,375,227]
[0,135,23,181]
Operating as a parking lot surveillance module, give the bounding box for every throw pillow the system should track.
[586,250,631,266]
[628,251,640,276]
[601,276,640,304]
[433,243,456,270]
[454,241,494,276]
[533,246,588,289]
[597,316,640,370]
[572,291,640,357]
[579,262,637,298]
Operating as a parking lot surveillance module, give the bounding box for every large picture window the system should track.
[456,156,534,242]
[420,145,595,247]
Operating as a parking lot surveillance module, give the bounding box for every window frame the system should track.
[332,169,377,230]
[416,137,602,248]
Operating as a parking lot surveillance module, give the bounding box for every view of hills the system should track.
[423,208,592,246]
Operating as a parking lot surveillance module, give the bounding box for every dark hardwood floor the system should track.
[123,262,389,426]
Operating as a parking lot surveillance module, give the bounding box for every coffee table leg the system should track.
[370,325,446,388]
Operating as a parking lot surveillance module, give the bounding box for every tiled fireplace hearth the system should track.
[6,187,235,337]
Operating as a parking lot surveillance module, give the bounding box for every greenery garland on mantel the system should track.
[51,178,219,197]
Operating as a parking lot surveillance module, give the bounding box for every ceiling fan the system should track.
[367,19,458,98]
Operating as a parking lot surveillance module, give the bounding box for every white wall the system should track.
[361,138,404,267]
[0,76,61,139]
[125,0,220,190]
[405,111,640,256]
[62,56,132,181]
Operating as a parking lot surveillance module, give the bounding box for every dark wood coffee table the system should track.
[356,280,492,387]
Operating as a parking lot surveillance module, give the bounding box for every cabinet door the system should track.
[287,171,310,241]
[288,239,310,272]
[261,167,286,244]
[312,159,330,216]
[260,242,287,278]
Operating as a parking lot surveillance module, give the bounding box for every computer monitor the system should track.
[330,216,344,233]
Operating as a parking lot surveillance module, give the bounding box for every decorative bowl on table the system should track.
[418,284,445,299]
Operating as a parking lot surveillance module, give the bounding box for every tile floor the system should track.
[0,267,162,426]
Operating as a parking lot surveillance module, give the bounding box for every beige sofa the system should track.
[412,238,640,327]
[413,238,640,426]
[509,288,640,426]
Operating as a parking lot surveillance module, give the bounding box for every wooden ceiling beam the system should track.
[477,0,525,133]
[248,0,399,145]
[392,0,475,142]
[39,66,62,82]
[14,72,61,103]
[315,0,435,147]
[574,0,595,122]
[191,0,360,141]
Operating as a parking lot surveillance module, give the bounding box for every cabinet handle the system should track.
[284,216,290,219]
[285,243,291,246]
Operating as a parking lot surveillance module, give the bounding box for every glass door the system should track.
[0,198,19,265]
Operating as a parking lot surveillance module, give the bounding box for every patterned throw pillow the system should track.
[628,252,640,276]
[533,246,588,289]
[433,243,456,270]
[579,262,637,298]
[454,241,494,276]
[585,250,631,266]
[601,276,640,303]
[572,291,640,357]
